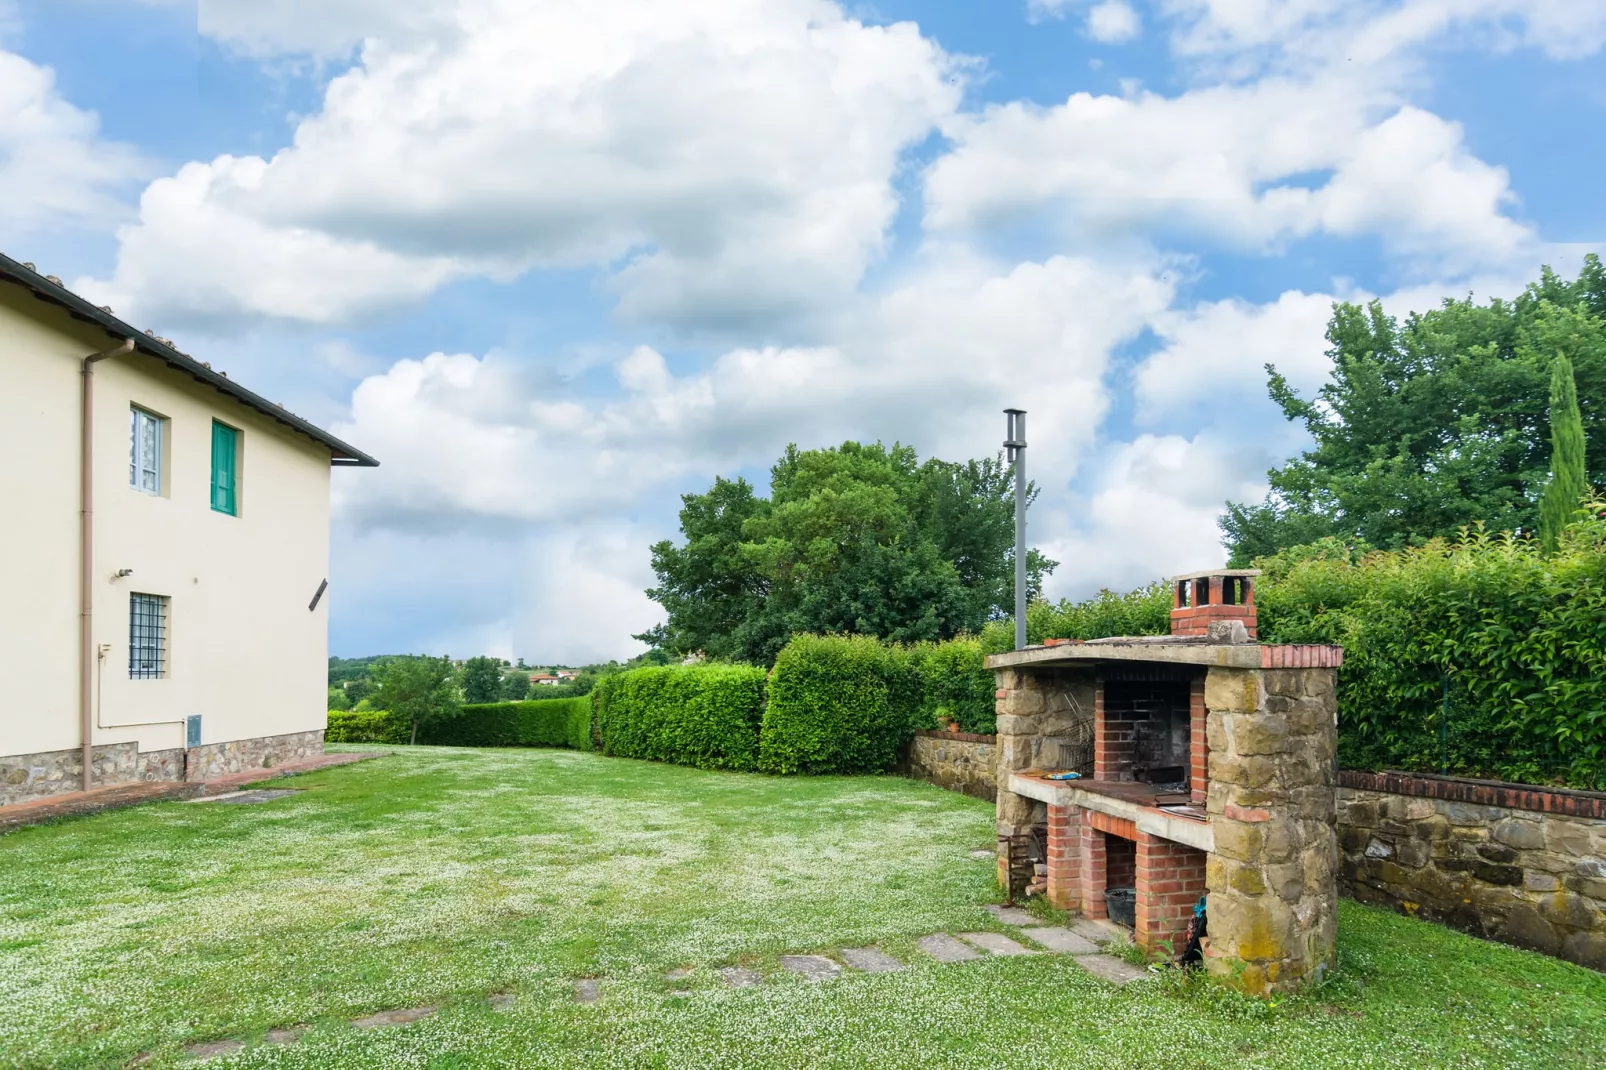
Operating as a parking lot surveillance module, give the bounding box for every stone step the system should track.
[1020,926,1099,955]
[982,905,1037,926]
[721,966,763,988]
[1070,918,1123,947]
[957,932,1036,956]
[840,947,903,973]
[918,933,981,963]
[352,1005,438,1028]
[1075,954,1152,985]
[779,955,841,982]
[572,980,601,1004]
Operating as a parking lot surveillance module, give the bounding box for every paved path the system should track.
[0,751,383,832]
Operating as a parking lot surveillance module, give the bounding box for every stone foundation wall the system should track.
[1337,773,1606,971]
[2,742,186,806]
[903,731,997,801]
[3,729,325,805]
[1203,666,1339,995]
[185,729,325,781]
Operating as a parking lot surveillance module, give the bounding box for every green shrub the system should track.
[325,707,409,744]
[594,664,766,770]
[914,637,996,733]
[420,697,594,751]
[1257,519,1606,789]
[980,583,1172,654]
[760,634,922,774]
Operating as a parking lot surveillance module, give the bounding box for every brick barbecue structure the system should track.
[987,569,1343,995]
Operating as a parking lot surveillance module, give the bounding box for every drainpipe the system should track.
[81,338,135,792]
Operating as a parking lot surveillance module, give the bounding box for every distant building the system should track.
[529,673,562,686]
[0,253,378,806]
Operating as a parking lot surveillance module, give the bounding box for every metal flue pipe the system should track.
[1004,409,1027,651]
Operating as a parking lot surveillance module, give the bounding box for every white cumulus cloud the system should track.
[1088,2,1143,43]
[85,0,963,333]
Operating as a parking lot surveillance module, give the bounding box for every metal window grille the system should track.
[129,593,166,679]
[129,408,162,495]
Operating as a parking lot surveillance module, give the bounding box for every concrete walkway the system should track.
[0,751,382,832]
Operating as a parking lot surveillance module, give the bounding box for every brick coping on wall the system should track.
[1339,769,1606,820]
[912,729,997,744]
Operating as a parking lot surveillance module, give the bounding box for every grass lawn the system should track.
[1,747,1602,1069]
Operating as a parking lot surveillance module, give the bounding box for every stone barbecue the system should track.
[986,569,1343,995]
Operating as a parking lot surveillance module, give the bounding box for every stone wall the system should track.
[185,729,326,781]
[1202,666,1339,995]
[2,742,185,806]
[2,729,325,805]
[993,667,1095,833]
[902,731,997,801]
[1337,772,1606,971]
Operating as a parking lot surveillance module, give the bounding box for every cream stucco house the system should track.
[1,253,378,805]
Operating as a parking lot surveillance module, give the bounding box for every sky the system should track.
[5,0,1604,664]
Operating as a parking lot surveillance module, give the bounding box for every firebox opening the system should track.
[1100,673,1193,792]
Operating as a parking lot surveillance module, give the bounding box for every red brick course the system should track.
[0,751,383,832]
[1338,769,1606,820]
[1135,833,1207,953]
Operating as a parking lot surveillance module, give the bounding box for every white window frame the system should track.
[130,406,164,496]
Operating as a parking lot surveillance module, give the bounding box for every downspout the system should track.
[81,338,136,792]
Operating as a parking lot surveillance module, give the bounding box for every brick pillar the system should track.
[1079,822,1108,918]
[1135,833,1208,955]
[1046,803,1083,910]
[1092,676,1111,780]
[1189,674,1208,805]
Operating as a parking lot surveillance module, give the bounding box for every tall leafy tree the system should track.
[374,656,461,745]
[639,441,1055,664]
[1539,354,1588,552]
[499,669,531,701]
[1223,256,1606,563]
[459,655,504,704]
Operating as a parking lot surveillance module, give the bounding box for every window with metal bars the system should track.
[129,593,166,679]
[129,407,163,495]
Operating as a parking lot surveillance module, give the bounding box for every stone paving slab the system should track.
[780,955,841,982]
[983,905,1037,926]
[721,966,763,988]
[969,849,997,859]
[573,980,601,1004]
[1070,919,1122,947]
[489,994,516,1012]
[183,1039,244,1060]
[0,751,382,832]
[958,932,1036,956]
[1020,926,1099,955]
[665,966,695,981]
[840,947,903,973]
[918,934,981,963]
[1076,954,1152,985]
[263,1026,306,1045]
[189,789,303,805]
[352,1005,437,1029]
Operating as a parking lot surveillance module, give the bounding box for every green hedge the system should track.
[760,634,923,774]
[980,583,1171,654]
[325,708,410,744]
[594,664,767,770]
[911,637,997,734]
[1256,524,1606,789]
[420,698,594,750]
[325,698,594,751]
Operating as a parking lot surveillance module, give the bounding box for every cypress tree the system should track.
[1539,353,1587,553]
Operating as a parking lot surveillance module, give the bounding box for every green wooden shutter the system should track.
[211,422,237,515]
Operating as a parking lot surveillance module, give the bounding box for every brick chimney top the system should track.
[1169,568,1259,638]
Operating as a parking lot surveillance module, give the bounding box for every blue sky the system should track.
[5,0,1604,662]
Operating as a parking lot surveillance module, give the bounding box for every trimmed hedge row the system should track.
[760,634,921,774]
[594,664,767,770]
[326,697,594,751]
[325,707,411,745]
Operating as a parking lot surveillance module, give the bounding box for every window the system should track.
[129,593,166,679]
[129,407,163,495]
[210,421,239,515]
